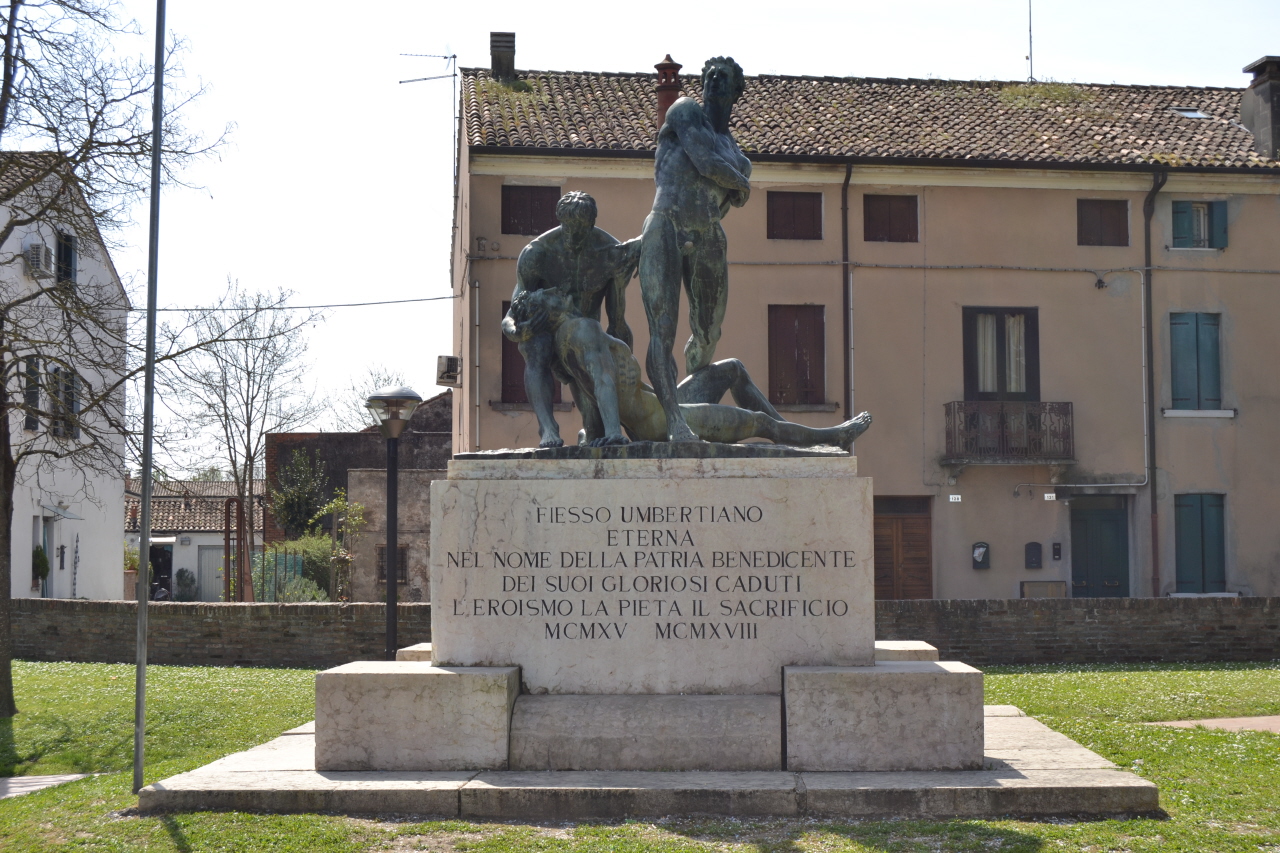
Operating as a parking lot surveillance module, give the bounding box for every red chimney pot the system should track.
[655,54,682,129]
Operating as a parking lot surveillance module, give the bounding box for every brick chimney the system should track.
[1241,56,1280,159]
[491,32,516,84]
[655,54,682,128]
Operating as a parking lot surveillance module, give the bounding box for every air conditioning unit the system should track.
[24,243,54,279]
[437,355,462,387]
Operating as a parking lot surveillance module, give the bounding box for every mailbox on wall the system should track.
[1025,542,1043,569]
[972,542,990,569]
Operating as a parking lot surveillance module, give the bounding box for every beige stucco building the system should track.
[448,37,1280,601]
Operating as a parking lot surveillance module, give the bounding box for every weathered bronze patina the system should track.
[501,191,640,447]
[506,288,871,449]
[639,56,752,442]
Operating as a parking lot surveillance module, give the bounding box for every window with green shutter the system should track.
[1171,201,1228,249]
[1174,493,1226,593]
[55,232,77,284]
[1170,312,1221,410]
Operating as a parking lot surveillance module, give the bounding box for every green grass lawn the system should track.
[1,660,1278,852]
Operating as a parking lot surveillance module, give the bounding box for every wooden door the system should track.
[1070,496,1130,597]
[873,497,932,599]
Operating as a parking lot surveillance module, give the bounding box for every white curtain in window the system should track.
[1006,313,1026,393]
[976,313,997,393]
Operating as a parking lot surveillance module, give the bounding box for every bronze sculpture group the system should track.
[502,57,872,451]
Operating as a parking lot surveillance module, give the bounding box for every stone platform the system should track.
[138,707,1158,818]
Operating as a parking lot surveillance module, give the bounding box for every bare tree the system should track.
[327,364,416,432]
[157,284,325,550]
[0,1,225,717]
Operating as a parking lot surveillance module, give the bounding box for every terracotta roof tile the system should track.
[124,479,266,534]
[463,68,1278,170]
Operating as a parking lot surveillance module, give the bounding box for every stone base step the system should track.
[139,708,1158,818]
[140,767,1156,819]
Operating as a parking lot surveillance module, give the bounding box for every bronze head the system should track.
[701,56,745,104]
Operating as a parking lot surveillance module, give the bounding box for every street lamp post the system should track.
[365,386,423,660]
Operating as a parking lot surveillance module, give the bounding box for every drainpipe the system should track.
[841,162,853,419]
[1143,170,1168,597]
[472,278,481,451]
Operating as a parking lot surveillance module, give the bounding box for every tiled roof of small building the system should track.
[124,479,266,534]
[462,68,1279,170]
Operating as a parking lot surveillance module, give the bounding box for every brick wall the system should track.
[11,600,432,668]
[11,597,1279,669]
[877,597,1280,665]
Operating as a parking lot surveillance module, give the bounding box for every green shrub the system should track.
[280,575,328,602]
[31,546,49,583]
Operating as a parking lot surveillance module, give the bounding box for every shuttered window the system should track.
[1170,312,1221,410]
[962,307,1040,401]
[768,304,825,405]
[49,367,81,439]
[55,232,77,284]
[501,300,561,405]
[767,191,823,240]
[376,545,408,584]
[501,185,561,235]
[23,357,39,431]
[863,195,918,242]
[1175,494,1226,593]
[1172,201,1228,249]
[1077,199,1129,246]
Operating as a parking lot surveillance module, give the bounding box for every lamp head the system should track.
[365,385,423,440]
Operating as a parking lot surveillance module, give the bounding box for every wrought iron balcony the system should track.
[943,401,1075,465]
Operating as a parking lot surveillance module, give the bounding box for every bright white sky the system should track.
[109,0,1280,431]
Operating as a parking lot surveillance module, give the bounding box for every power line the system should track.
[130,294,458,312]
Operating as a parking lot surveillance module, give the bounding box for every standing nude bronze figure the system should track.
[639,56,752,442]
[501,191,640,447]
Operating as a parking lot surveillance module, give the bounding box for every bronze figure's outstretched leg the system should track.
[640,213,700,442]
[677,358,782,420]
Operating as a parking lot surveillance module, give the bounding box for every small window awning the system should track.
[40,504,84,520]
[149,536,178,545]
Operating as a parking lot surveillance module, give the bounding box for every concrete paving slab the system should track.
[984,705,1026,717]
[282,722,315,735]
[463,771,798,819]
[1146,715,1280,734]
[983,716,1082,750]
[801,769,1157,816]
[139,769,477,814]
[1,774,89,799]
[201,734,317,772]
[874,641,939,661]
[138,705,1158,818]
[984,747,1116,770]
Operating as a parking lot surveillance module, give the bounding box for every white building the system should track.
[5,153,128,600]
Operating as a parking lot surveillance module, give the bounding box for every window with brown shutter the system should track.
[501,300,562,405]
[502,185,561,235]
[863,195,918,243]
[767,191,823,240]
[768,304,825,405]
[1077,199,1129,246]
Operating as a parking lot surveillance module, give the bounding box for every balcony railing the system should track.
[943,401,1074,464]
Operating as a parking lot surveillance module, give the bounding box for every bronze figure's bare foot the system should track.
[588,433,630,447]
[538,435,565,448]
[837,411,873,448]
